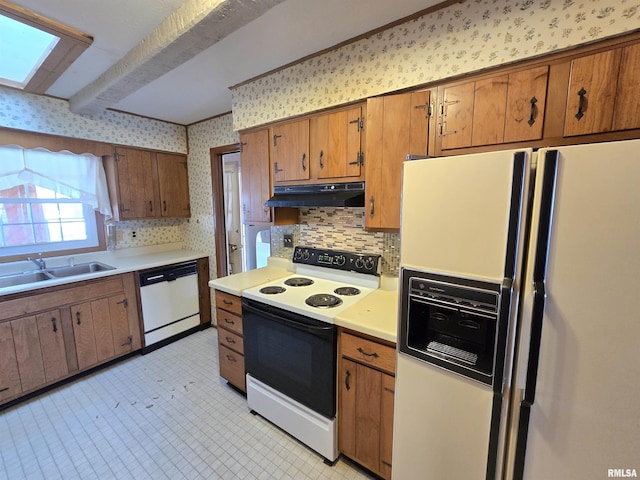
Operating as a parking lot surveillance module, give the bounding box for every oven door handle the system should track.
[242,301,334,339]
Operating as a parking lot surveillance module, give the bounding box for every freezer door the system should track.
[400,149,532,282]
[508,140,640,479]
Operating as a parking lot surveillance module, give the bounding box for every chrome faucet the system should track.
[28,253,46,270]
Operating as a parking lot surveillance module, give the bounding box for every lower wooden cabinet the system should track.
[338,329,396,479]
[0,273,141,407]
[215,290,246,392]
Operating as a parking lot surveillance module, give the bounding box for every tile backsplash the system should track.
[270,207,400,276]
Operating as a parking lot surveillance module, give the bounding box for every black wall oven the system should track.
[242,298,337,419]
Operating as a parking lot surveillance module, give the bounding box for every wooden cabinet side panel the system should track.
[11,316,46,392]
[354,363,382,474]
[36,309,69,383]
[338,357,357,457]
[0,322,22,401]
[472,75,508,146]
[612,43,640,131]
[564,49,621,136]
[380,373,395,480]
[197,257,212,327]
[503,66,549,143]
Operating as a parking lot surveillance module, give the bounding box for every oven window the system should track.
[243,301,337,418]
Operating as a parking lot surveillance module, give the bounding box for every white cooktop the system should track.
[242,264,380,323]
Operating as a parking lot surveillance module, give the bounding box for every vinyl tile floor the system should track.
[0,327,376,480]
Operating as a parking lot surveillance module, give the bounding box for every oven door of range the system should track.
[242,299,337,419]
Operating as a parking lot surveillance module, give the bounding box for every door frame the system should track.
[210,143,241,278]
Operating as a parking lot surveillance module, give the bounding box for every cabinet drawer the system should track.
[218,344,246,392]
[215,290,242,316]
[216,308,243,336]
[218,327,244,355]
[341,332,396,375]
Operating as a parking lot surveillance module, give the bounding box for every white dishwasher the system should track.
[139,261,200,353]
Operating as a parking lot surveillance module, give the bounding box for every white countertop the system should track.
[334,275,400,343]
[208,257,293,296]
[0,243,209,296]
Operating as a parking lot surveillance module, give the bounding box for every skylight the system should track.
[0,13,60,89]
[0,2,92,95]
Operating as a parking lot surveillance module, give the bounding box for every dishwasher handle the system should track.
[139,261,197,287]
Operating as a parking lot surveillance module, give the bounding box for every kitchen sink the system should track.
[47,262,115,278]
[0,271,55,288]
[0,261,116,289]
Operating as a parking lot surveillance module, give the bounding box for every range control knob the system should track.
[302,249,310,260]
[355,257,364,269]
[364,257,375,270]
[335,255,346,266]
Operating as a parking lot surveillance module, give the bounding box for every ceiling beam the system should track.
[69,0,284,116]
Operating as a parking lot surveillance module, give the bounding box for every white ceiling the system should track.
[13,0,444,125]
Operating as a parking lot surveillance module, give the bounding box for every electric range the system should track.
[241,246,381,463]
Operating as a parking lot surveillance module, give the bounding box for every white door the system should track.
[223,154,243,274]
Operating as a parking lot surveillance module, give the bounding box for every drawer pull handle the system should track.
[223,299,233,305]
[224,318,235,325]
[0,387,9,393]
[357,347,379,359]
[226,354,236,363]
[225,337,236,344]
[384,387,395,394]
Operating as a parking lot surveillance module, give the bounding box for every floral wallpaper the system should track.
[231,0,640,130]
[0,86,187,153]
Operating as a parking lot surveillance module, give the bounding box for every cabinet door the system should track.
[564,49,621,136]
[439,82,475,150]
[312,107,363,179]
[12,316,46,392]
[380,373,395,479]
[36,309,68,383]
[0,322,21,401]
[240,129,271,223]
[271,119,310,182]
[409,90,431,156]
[108,294,133,357]
[365,93,412,230]
[503,66,549,143]
[338,358,357,458]
[157,153,191,217]
[71,301,98,370]
[471,75,508,146]
[355,363,382,474]
[114,147,157,219]
[612,43,640,131]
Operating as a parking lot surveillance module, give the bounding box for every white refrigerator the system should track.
[392,140,640,479]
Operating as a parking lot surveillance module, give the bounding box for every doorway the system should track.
[222,153,243,274]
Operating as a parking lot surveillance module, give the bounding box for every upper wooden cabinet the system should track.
[240,129,272,223]
[157,152,191,218]
[435,66,549,153]
[365,91,430,231]
[310,106,364,180]
[270,119,310,183]
[104,147,190,220]
[564,43,640,136]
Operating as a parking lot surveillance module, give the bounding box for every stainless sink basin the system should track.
[0,271,55,288]
[48,262,115,278]
[0,261,116,289]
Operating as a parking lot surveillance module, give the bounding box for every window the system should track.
[0,184,100,256]
[0,2,92,94]
[0,146,111,259]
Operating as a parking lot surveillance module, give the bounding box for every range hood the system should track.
[266,182,365,208]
